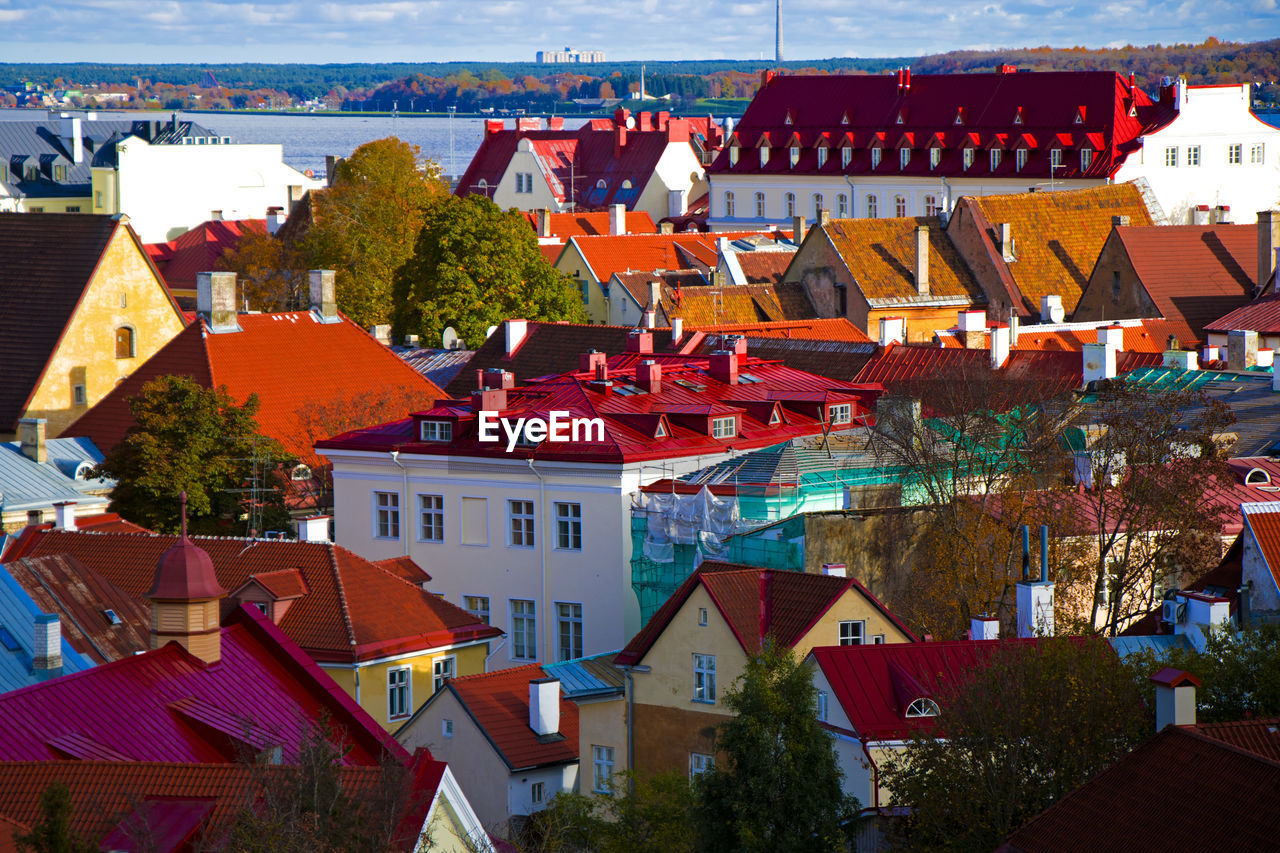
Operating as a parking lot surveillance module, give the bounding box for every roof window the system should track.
[0,626,19,652]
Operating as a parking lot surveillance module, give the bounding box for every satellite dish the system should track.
[442,326,460,350]
[486,325,498,339]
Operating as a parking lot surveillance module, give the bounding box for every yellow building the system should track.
[612,562,917,778]
[0,212,187,441]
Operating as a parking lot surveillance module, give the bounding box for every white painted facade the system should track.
[91,136,322,242]
[1114,82,1280,225]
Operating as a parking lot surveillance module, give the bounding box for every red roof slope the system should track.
[145,219,266,297]
[443,664,579,771]
[0,606,404,765]
[691,318,871,343]
[1195,718,1280,761]
[2,528,499,663]
[1206,292,1280,336]
[63,312,443,463]
[570,230,791,284]
[521,210,656,237]
[999,726,1280,853]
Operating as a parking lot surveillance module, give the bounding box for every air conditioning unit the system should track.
[1161,599,1187,625]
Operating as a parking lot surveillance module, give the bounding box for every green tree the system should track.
[519,770,696,853]
[879,638,1148,852]
[390,193,586,346]
[692,642,858,853]
[13,782,96,853]
[94,375,291,535]
[303,137,446,328]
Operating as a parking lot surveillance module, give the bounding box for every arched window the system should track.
[812,193,823,218]
[837,193,848,218]
[596,179,607,190]
[866,194,878,219]
[621,179,633,189]
[894,195,907,217]
[724,191,735,218]
[784,193,796,218]
[905,698,940,718]
[114,326,135,359]
[291,464,313,481]
[924,194,940,216]
[477,178,487,192]
[754,192,765,218]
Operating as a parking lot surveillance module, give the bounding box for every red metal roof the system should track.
[63,312,443,464]
[444,664,579,771]
[1206,292,1280,336]
[2,529,499,663]
[0,606,404,765]
[936,320,1182,353]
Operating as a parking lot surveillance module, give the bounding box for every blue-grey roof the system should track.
[1109,633,1194,659]
[0,437,111,513]
[543,650,624,700]
[398,347,475,389]
[0,565,94,693]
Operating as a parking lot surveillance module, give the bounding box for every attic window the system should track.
[841,147,851,168]
[290,464,313,481]
[1074,106,1086,124]
[1013,108,1024,125]
[840,111,850,125]
[929,148,941,169]
[622,179,633,190]
[759,147,770,168]
[817,147,828,168]
[596,179,607,190]
[737,372,762,384]
[769,408,782,425]
[789,146,800,168]
[103,609,122,626]
[784,110,794,126]
[711,416,737,439]
[420,421,453,442]
[0,626,18,652]
[655,420,667,438]
[905,698,940,718]
[954,108,965,125]
[895,111,905,125]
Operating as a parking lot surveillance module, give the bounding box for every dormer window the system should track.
[871,149,882,170]
[905,698,940,718]
[784,110,794,126]
[789,146,800,168]
[990,149,1002,171]
[769,407,782,425]
[596,179,607,190]
[1013,107,1024,125]
[954,108,966,125]
[963,148,974,171]
[840,111,851,125]
[817,147,827,168]
[290,464,313,481]
[1074,106,1086,124]
[895,111,906,125]
[655,419,667,438]
[420,421,453,442]
[899,148,910,170]
[929,148,941,169]
[712,416,737,438]
[1081,148,1093,172]
[729,146,739,167]
[1050,148,1063,169]
[828,403,852,425]
[760,146,770,168]
[841,147,851,168]
[1016,148,1028,172]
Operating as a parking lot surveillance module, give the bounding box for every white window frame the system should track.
[894,194,907,218]
[697,607,709,626]
[898,147,910,170]
[839,620,865,645]
[1164,146,1178,168]
[1187,145,1201,166]
[905,697,940,718]
[556,601,584,662]
[1015,148,1028,172]
[754,191,765,218]
[72,383,87,406]
[841,147,852,168]
[816,690,828,721]
[511,599,537,661]
[870,148,882,170]
[433,655,455,692]
[866,194,878,219]
[388,666,411,720]
[373,491,400,540]
[784,192,795,218]
[442,718,454,738]
[419,420,452,442]
[759,146,769,168]
[963,148,975,171]
[724,190,735,218]
[531,781,545,805]
[1228,143,1243,165]
[555,502,582,551]
[508,499,535,548]
[789,146,800,168]
[812,193,823,218]
[837,193,848,218]
[816,147,827,168]
[728,146,739,167]
[1049,147,1062,169]
[693,653,716,703]
[418,493,444,543]
[829,403,852,425]
[464,595,490,624]
[929,147,941,169]
[1252,143,1266,164]
[592,745,615,793]
[924,194,939,216]
[690,752,714,777]
[711,416,736,438]
[990,148,1002,171]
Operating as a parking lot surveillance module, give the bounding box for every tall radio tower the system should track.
[775,0,783,62]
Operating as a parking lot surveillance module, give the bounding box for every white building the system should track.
[536,47,605,63]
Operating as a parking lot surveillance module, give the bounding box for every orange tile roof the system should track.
[936,320,1179,353]
[689,318,871,343]
[64,312,443,465]
[734,251,794,285]
[443,664,579,771]
[967,183,1154,312]
[570,230,791,283]
[821,216,985,305]
[660,282,817,325]
[522,210,657,237]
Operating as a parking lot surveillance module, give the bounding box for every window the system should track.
[723,190,735,217]
[728,146,739,167]
[784,192,795,218]
[1187,145,1201,166]
[26,510,43,526]
[697,607,708,626]
[64,205,80,213]
[690,752,714,777]
[894,195,907,218]
[592,745,615,793]
[291,464,312,481]
[388,667,410,720]
[990,149,1002,171]
[508,499,535,547]
[963,148,975,171]
[595,179,606,190]
[693,653,716,703]
[253,602,267,615]
[511,599,537,660]
[839,620,865,645]
[1050,148,1062,169]
[837,193,848,218]
[556,602,583,661]
[929,147,941,169]
[759,146,769,168]
[419,420,452,441]
[1252,143,1266,164]
[870,148,882,169]
[114,326,135,359]
[866,194,878,219]
[905,697,940,718]
[555,502,582,550]
[712,416,736,438]
[72,384,87,406]
[812,193,823,218]
[433,656,455,692]
[1111,270,1122,300]
[1080,148,1093,172]
[816,147,827,168]
[531,782,545,805]
[829,403,852,425]
[924,194,940,216]
[464,595,490,624]
[1164,146,1178,167]
[1228,143,1243,165]
[873,634,886,644]
[841,147,852,168]
[899,147,910,170]
[816,690,828,721]
[789,146,800,168]
[1015,148,1028,172]
[373,491,400,540]
[477,178,488,192]
[460,497,487,545]
[754,191,765,218]
[442,719,454,738]
[418,494,444,542]
[53,165,67,182]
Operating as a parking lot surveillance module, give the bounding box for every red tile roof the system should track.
[999,726,1280,853]
[2,529,499,663]
[1196,718,1280,761]
[442,664,579,771]
[63,312,443,464]
[936,320,1182,353]
[733,251,794,285]
[521,210,657,237]
[569,230,791,285]
[374,556,432,586]
[0,607,404,765]
[616,564,914,666]
[1242,502,1280,594]
[145,219,266,298]
[70,513,151,534]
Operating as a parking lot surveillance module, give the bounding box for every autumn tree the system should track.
[692,642,858,853]
[216,225,311,312]
[390,193,586,346]
[303,137,446,327]
[879,638,1148,852]
[94,375,291,535]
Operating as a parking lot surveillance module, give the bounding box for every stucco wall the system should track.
[1073,230,1161,326]
[555,242,609,324]
[493,144,563,213]
[784,229,848,319]
[320,643,489,732]
[576,696,628,789]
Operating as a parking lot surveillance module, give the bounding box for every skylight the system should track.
[0,627,18,652]
[103,609,122,626]
[737,373,763,384]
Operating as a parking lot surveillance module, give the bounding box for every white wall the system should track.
[507,763,579,821]
[491,141,563,212]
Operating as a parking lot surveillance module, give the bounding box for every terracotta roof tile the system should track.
[145,219,266,298]
[522,210,656,237]
[445,664,579,770]
[822,216,985,304]
[570,231,791,285]
[374,556,432,585]
[660,281,818,326]
[734,252,794,285]
[1196,718,1280,761]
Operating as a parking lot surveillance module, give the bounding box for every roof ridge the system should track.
[324,544,359,649]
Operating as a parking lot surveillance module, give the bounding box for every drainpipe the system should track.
[390,449,409,556]
[860,738,881,810]
[622,665,635,786]
[527,455,549,663]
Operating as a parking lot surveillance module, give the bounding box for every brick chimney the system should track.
[958,311,985,348]
[1151,668,1200,731]
[17,418,46,464]
[529,678,561,735]
[637,359,662,393]
[309,270,338,322]
[1227,329,1259,371]
[792,215,806,245]
[482,368,515,389]
[33,614,62,676]
[914,225,930,295]
[1258,210,1279,294]
[196,272,239,334]
[710,350,739,385]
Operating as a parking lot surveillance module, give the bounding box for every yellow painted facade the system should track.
[554,242,609,324]
[18,195,91,214]
[17,223,185,438]
[321,641,490,733]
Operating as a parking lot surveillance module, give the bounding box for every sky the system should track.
[0,0,1275,64]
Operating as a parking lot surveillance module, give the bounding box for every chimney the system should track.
[1259,211,1280,294]
[1040,294,1064,324]
[17,418,46,464]
[1112,214,1131,228]
[483,368,515,389]
[648,280,662,311]
[536,208,552,238]
[529,678,561,736]
[504,319,528,356]
[723,334,748,356]
[1009,313,1020,345]
[637,111,653,132]
[710,350,739,385]
[324,155,342,186]
[878,316,905,347]
[1163,348,1198,371]
[668,189,687,219]
[294,515,331,543]
[637,359,662,393]
[266,206,284,234]
[643,309,656,329]
[1082,342,1116,383]
[671,316,684,345]
[1227,329,1258,371]
[196,272,239,333]
[1099,325,1125,351]
[1015,525,1055,638]
[958,310,985,348]
[405,333,420,348]
[547,116,564,130]
[1151,668,1200,731]
[370,325,392,345]
[792,215,806,245]
[609,203,626,236]
[580,350,608,374]
[627,329,654,354]
[60,115,83,164]
[614,124,627,157]
[659,221,674,235]
[970,615,999,641]
[990,324,1011,369]
[53,501,77,531]
[33,614,62,675]
[308,270,338,322]
[914,225,930,295]
[876,394,922,446]
[758,571,773,649]
[1192,205,1210,225]
[821,563,847,577]
[999,223,1015,263]
[818,208,830,227]
[471,387,507,413]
